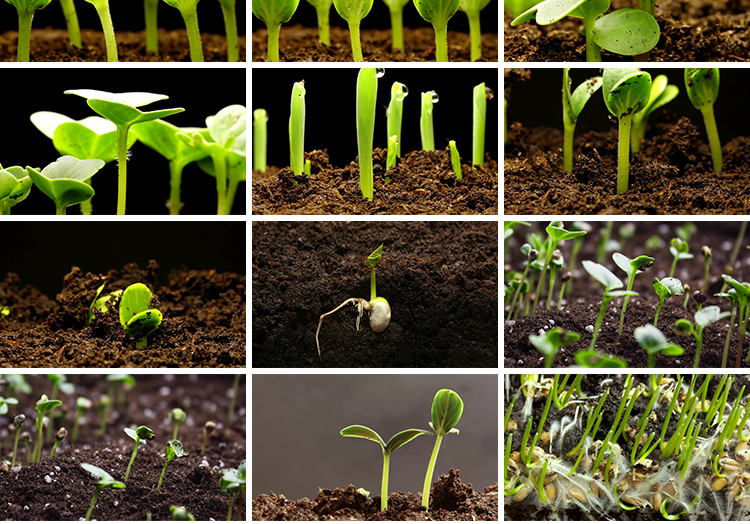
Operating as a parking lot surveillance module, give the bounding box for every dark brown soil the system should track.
[0,373,246,521]
[252,148,498,215]
[0,262,246,368]
[252,25,498,61]
[252,221,498,367]
[253,469,498,520]
[504,0,750,61]
[504,221,750,368]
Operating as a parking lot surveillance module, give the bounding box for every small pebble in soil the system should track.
[44,475,53,484]
[549,319,555,325]
[722,241,733,251]
[144,408,156,418]
[577,297,585,304]
[55,466,60,472]
[506,320,515,326]
[518,360,524,365]
[159,386,171,396]
[658,224,670,235]
[585,325,594,333]
[11,467,20,473]
[538,329,545,335]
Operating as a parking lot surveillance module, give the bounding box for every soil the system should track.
[504,0,750,62]
[0,28,245,61]
[503,221,750,368]
[0,373,246,521]
[252,25,498,61]
[252,148,498,215]
[253,468,498,520]
[252,221,498,367]
[0,262,246,368]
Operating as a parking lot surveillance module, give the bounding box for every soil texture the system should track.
[0,262,246,368]
[504,221,750,368]
[253,469,498,520]
[252,148,498,215]
[504,0,750,62]
[253,221,498,367]
[0,374,246,521]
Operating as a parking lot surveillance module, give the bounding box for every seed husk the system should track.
[514,485,532,502]
[713,477,728,491]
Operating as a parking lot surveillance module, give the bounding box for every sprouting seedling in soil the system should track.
[413,0,460,62]
[32,394,62,462]
[582,260,639,351]
[217,0,240,61]
[531,223,587,315]
[289,82,306,178]
[228,373,240,423]
[46,374,74,443]
[674,306,729,368]
[715,289,738,368]
[169,408,186,440]
[685,68,722,173]
[652,276,684,326]
[422,389,463,511]
[316,244,391,359]
[383,0,409,51]
[386,135,399,171]
[306,0,333,46]
[81,463,125,521]
[472,83,492,169]
[253,109,268,173]
[386,82,408,165]
[420,91,438,151]
[0,395,18,416]
[156,439,187,490]
[545,249,563,310]
[512,0,659,61]
[161,0,204,61]
[200,421,216,455]
[449,141,462,179]
[97,394,111,435]
[119,283,163,349]
[668,237,693,278]
[562,68,602,173]
[144,0,159,54]
[81,0,118,61]
[107,374,136,409]
[50,427,67,456]
[59,0,82,48]
[613,252,654,336]
[0,165,32,215]
[71,397,92,444]
[333,0,374,61]
[252,0,300,62]
[3,0,53,61]
[631,74,679,154]
[21,431,32,463]
[529,327,581,368]
[341,425,431,512]
[701,246,712,293]
[459,0,489,61]
[27,156,106,215]
[64,90,185,215]
[356,69,381,201]
[220,459,246,520]
[11,414,25,467]
[170,506,196,520]
[507,244,536,321]
[634,324,683,368]
[603,68,652,195]
[722,274,750,368]
[123,425,155,482]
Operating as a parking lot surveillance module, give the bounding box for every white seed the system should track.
[545,483,556,501]
[713,478,728,491]
[514,485,532,502]
[569,486,587,503]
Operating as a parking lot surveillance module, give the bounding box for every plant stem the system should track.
[583,15,602,62]
[12,429,20,467]
[168,161,184,215]
[211,152,229,215]
[60,0,82,47]
[227,492,234,521]
[389,6,404,50]
[617,116,632,194]
[507,266,529,321]
[178,6,204,61]
[93,1,119,62]
[722,303,737,368]
[33,418,43,462]
[619,275,636,336]
[380,451,390,511]
[589,296,614,350]
[266,23,281,61]
[15,9,34,62]
[314,6,331,46]
[421,434,443,510]
[56,204,67,215]
[467,11,481,61]
[348,21,364,61]
[157,459,169,490]
[144,0,159,54]
[563,122,575,173]
[124,440,139,482]
[228,374,240,422]
[116,126,129,215]
[693,328,704,368]
[433,22,449,62]
[225,177,239,215]
[85,486,103,521]
[219,1,240,61]
[701,105,722,173]
[545,269,556,311]
[737,304,747,368]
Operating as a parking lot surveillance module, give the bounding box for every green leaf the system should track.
[334,0,374,23]
[119,284,153,328]
[125,426,155,444]
[653,277,684,300]
[694,305,729,329]
[567,72,603,122]
[546,225,587,245]
[592,9,660,56]
[384,428,432,453]
[340,425,386,448]
[35,397,62,416]
[0,166,32,209]
[252,0,301,25]
[166,440,187,462]
[613,253,654,278]
[674,318,695,336]
[413,0,460,25]
[685,69,720,111]
[582,260,623,291]
[27,157,104,211]
[368,244,383,268]
[512,0,590,25]
[574,349,628,368]
[132,120,209,164]
[722,275,750,306]
[65,90,184,129]
[430,389,463,436]
[81,463,126,488]
[125,310,163,349]
[603,69,652,119]
[635,324,684,359]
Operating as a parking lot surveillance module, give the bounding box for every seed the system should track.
[721,457,742,472]
[510,451,521,463]
[713,478,728,491]
[731,481,742,498]
[507,420,518,431]
[650,492,662,511]
[736,441,750,462]
[545,483,556,501]
[589,482,600,497]
[539,431,550,446]
[664,483,677,496]
[618,479,631,492]
[622,494,648,507]
[531,446,544,463]
[514,485,532,502]
[543,473,558,485]
[569,486,587,503]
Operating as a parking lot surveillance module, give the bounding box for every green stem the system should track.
[124,441,139,482]
[227,492,234,520]
[617,116,632,194]
[583,15,602,62]
[507,266,530,321]
[722,304,737,368]
[179,6,204,61]
[546,269,557,311]
[618,275,636,336]
[266,23,281,61]
[737,304,747,368]
[33,418,43,462]
[701,104,722,173]
[12,429,20,467]
[563,122,575,173]
[86,487,103,521]
[380,451,390,511]
[50,440,60,457]
[433,22,449,62]
[116,126,130,215]
[157,459,170,490]
[314,6,331,46]
[693,328,704,368]
[225,178,239,215]
[348,21,364,61]
[168,161,184,215]
[211,152,229,215]
[389,6,404,51]
[80,179,93,214]
[16,9,33,62]
[370,266,377,302]
[94,1,119,62]
[589,295,614,350]
[56,204,67,215]
[421,434,443,510]
[220,2,240,61]
[60,0,82,48]
[145,0,159,54]
[467,11,481,61]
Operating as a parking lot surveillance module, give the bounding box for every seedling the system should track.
[634,324,683,368]
[11,414,24,468]
[341,425,429,511]
[123,425,155,481]
[316,244,391,358]
[107,374,136,408]
[71,397,93,444]
[169,408,186,439]
[701,246,712,293]
[333,0,374,61]
[631,74,679,153]
[531,224,587,315]
[50,427,67,456]
[119,283,163,349]
[386,136,399,171]
[46,374,74,443]
[252,109,268,173]
[413,0,461,61]
[422,389,463,511]
[60,0,82,48]
[144,0,159,54]
[383,0,409,50]
[613,252,654,336]
[81,463,125,521]
[675,306,729,367]
[529,327,581,368]
[156,439,187,490]
[506,244,536,321]
[386,82,408,163]
[582,260,638,350]
[356,69,381,201]
[289,82,305,178]
[82,0,118,61]
[32,394,62,462]
[0,165,32,215]
[603,68,652,194]
[545,249,563,310]
[162,0,204,61]
[0,395,17,415]
[685,68,722,173]
[65,90,185,215]
[228,373,240,422]
[200,421,216,455]
[420,91,438,151]
[27,156,106,215]
[459,0,490,61]
[97,395,111,434]
[562,69,602,173]
[722,275,750,367]
[472,83,492,169]
[170,506,196,520]
[715,290,738,367]
[668,237,693,278]
[449,141,462,179]
[218,0,239,61]
[219,459,246,520]
[652,277,684,326]
[3,0,53,61]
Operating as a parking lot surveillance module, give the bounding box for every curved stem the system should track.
[227,492,234,521]
[380,451,390,511]
[466,11,481,61]
[116,126,130,215]
[617,116,632,194]
[389,6,404,51]
[421,434,443,510]
[179,6,204,62]
[157,459,170,490]
[85,487,103,521]
[348,21,364,61]
[432,22,449,62]
[94,2,119,62]
[144,0,159,54]
[266,23,281,61]
[219,2,240,60]
[589,296,614,350]
[16,10,34,62]
[60,0,82,48]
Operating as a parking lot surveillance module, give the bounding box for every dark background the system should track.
[0,221,246,296]
[0,0,246,35]
[252,66,499,168]
[6,67,246,215]
[252,374,498,499]
[506,68,750,144]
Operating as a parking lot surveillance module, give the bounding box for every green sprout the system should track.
[3,0,53,62]
[82,0,118,61]
[50,427,67,456]
[64,90,185,215]
[333,0,374,61]
[506,244,536,321]
[422,389,463,511]
[97,394,111,435]
[0,395,18,415]
[123,425,155,481]
[228,373,240,423]
[252,0,300,61]
[220,459,246,520]
[356,69,380,201]
[472,83,491,169]
[603,68,652,194]
[715,290,738,368]
[11,414,25,468]
[169,408,186,439]
[383,0,409,50]
[289,82,306,178]
[200,421,216,455]
[144,0,159,54]
[170,506,196,520]
[638,0,654,15]
[27,156,106,215]
[582,260,638,350]
[449,140,462,179]
[71,397,92,444]
[156,439,187,490]
[59,0,82,48]
[218,0,239,61]
[613,252,654,336]
[119,283,163,349]
[685,68,722,173]
[81,463,125,521]
[0,164,32,215]
[32,394,62,462]
[413,0,460,61]
[562,68,602,173]
[46,374,74,443]
[459,0,490,61]
[531,224,587,316]
[252,110,268,173]
[668,237,693,278]
[675,306,729,368]
[701,246,712,293]
[107,373,136,408]
[306,0,332,45]
[386,82,408,165]
[634,324,683,368]
[420,91,437,151]
[386,135,399,171]
[512,0,659,61]
[162,0,204,61]
[529,327,581,368]
[652,277,684,326]
[722,275,750,367]
[87,280,122,327]
[631,74,679,154]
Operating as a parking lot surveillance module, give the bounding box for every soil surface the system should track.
[0,374,246,521]
[252,25,498,62]
[0,28,245,61]
[252,148,498,215]
[253,469,498,520]
[0,262,246,368]
[253,221,498,367]
[504,221,750,368]
[504,0,750,62]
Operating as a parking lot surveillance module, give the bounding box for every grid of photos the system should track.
[0,1,247,520]
[505,1,750,521]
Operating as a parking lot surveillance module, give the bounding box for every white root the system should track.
[316,298,368,359]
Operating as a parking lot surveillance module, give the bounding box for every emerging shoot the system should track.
[169,408,186,440]
[459,0,490,61]
[219,460,247,520]
[631,74,679,153]
[383,0,409,50]
[674,306,729,368]
[529,327,581,368]
[582,260,638,350]
[162,0,204,61]
[32,394,62,462]
[613,252,654,336]
[156,439,187,490]
[685,68,722,173]
[306,0,333,45]
[422,389,463,511]
[562,69,602,173]
[413,0,461,61]
[449,140,462,179]
[201,421,216,455]
[289,82,306,177]
[119,283,163,349]
[356,68,381,201]
[652,277,684,326]
[634,324,683,368]
[50,427,67,456]
[218,0,240,61]
[3,0,53,62]
[386,82,408,163]
[472,83,492,169]
[333,0,374,61]
[420,91,438,151]
[123,425,155,482]
[81,463,125,521]
[26,156,105,215]
[251,0,300,61]
[11,414,25,468]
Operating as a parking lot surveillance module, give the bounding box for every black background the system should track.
[6,67,246,215]
[252,66,499,168]
[0,0,246,35]
[506,68,750,143]
[0,221,246,296]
